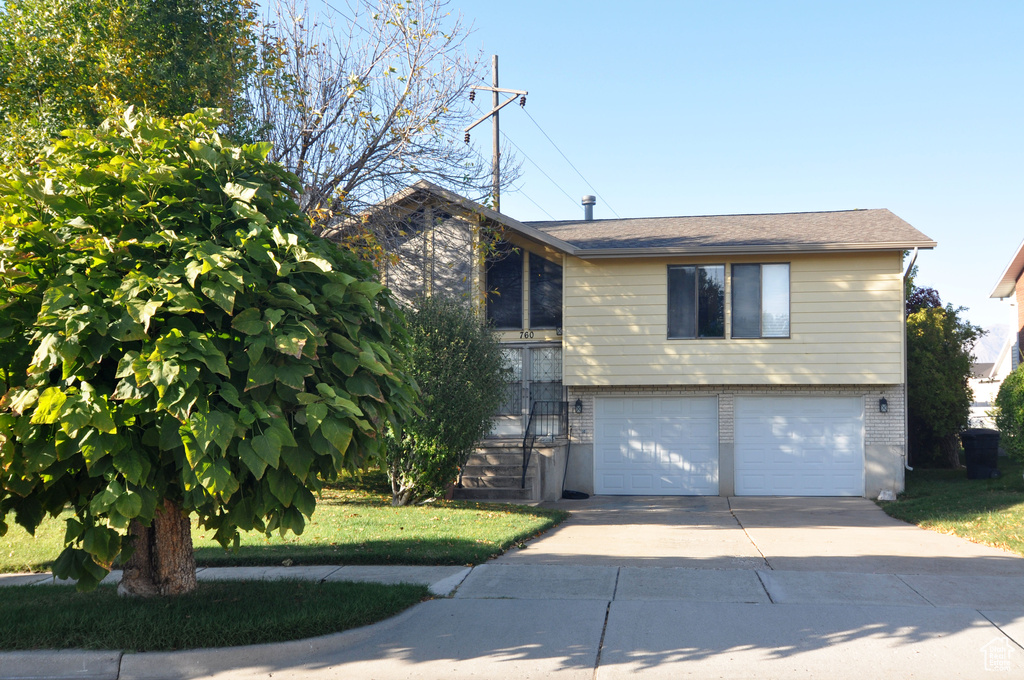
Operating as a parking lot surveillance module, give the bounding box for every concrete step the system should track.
[459,475,533,489]
[452,486,535,501]
[466,452,525,466]
[461,464,525,477]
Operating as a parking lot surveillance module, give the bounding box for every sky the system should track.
[440,0,1023,335]
[303,0,1023,335]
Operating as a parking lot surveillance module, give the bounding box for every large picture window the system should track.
[667,265,725,339]
[731,263,790,338]
[529,255,562,329]
[486,248,523,329]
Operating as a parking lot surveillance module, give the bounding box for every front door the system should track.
[490,344,563,437]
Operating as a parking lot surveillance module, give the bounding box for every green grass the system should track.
[879,457,1024,556]
[0,580,428,651]
[2,470,568,573]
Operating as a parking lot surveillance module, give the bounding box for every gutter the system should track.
[571,241,938,259]
[902,248,918,472]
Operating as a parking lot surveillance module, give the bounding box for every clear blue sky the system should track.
[447,0,1023,334]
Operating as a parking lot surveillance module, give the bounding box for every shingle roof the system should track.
[524,209,935,256]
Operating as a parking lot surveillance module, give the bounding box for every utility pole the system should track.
[464,55,527,213]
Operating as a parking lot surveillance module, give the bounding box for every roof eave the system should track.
[990,237,1024,299]
[572,241,937,259]
[403,180,579,256]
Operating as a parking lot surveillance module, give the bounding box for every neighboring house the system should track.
[968,334,1014,429]
[362,180,936,500]
[990,240,1024,369]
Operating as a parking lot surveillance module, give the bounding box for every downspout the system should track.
[902,248,919,471]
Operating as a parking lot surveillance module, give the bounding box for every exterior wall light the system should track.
[879,397,888,413]
[574,398,583,414]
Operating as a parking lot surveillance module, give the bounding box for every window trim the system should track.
[730,262,791,339]
[666,264,726,340]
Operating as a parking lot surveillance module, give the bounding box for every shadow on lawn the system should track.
[193,536,516,567]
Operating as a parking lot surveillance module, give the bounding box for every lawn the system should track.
[0,580,429,651]
[2,470,568,573]
[879,457,1024,557]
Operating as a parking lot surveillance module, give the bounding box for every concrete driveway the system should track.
[5,496,1024,679]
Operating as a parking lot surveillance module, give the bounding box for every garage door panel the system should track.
[595,397,719,496]
[735,396,864,497]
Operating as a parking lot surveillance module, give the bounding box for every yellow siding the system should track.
[563,251,904,386]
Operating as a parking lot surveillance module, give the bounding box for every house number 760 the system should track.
[519,331,535,339]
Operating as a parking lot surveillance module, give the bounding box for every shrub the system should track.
[386,296,508,505]
[906,305,981,467]
[995,367,1024,462]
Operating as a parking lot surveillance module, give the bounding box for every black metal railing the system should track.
[522,400,568,488]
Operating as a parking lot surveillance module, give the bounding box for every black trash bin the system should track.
[960,428,1001,479]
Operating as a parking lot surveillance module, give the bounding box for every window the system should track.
[667,265,725,338]
[731,263,790,338]
[486,248,523,329]
[529,255,562,329]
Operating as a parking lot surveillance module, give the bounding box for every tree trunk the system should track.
[118,498,197,597]
[941,433,963,469]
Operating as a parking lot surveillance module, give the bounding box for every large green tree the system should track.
[905,270,982,467]
[0,0,259,162]
[0,108,416,595]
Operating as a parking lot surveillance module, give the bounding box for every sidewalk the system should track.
[3,497,1024,679]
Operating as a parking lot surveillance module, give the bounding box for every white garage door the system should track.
[734,397,864,496]
[594,397,719,495]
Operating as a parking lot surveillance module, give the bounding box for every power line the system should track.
[464,137,557,220]
[522,108,621,218]
[467,97,579,216]
[499,130,579,211]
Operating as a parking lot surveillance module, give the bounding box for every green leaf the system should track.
[222,181,259,204]
[112,449,147,485]
[346,374,383,402]
[231,308,266,336]
[146,360,180,397]
[201,280,235,314]
[219,383,244,408]
[305,402,327,435]
[198,457,238,498]
[236,439,267,479]
[6,388,39,415]
[189,410,237,455]
[266,467,297,507]
[276,363,313,390]
[126,299,163,331]
[274,332,306,359]
[332,352,359,376]
[90,480,125,514]
[280,445,313,483]
[30,387,66,425]
[114,490,143,518]
[251,432,281,468]
[245,362,276,391]
[319,418,353,459]
[88,395,118,434]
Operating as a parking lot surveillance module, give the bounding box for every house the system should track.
[359,180,936,500]
[968,334,1014,428]
[990,240,1024,369]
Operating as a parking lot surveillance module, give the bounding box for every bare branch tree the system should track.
[250,0,519,245]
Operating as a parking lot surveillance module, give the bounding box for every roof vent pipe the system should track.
[582,195,596,221]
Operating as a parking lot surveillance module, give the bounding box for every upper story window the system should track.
[486,247,523,329]
[731,263,790,338]
[667,265,725,339]
[529,255,562,329]
[486,247,563,331]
